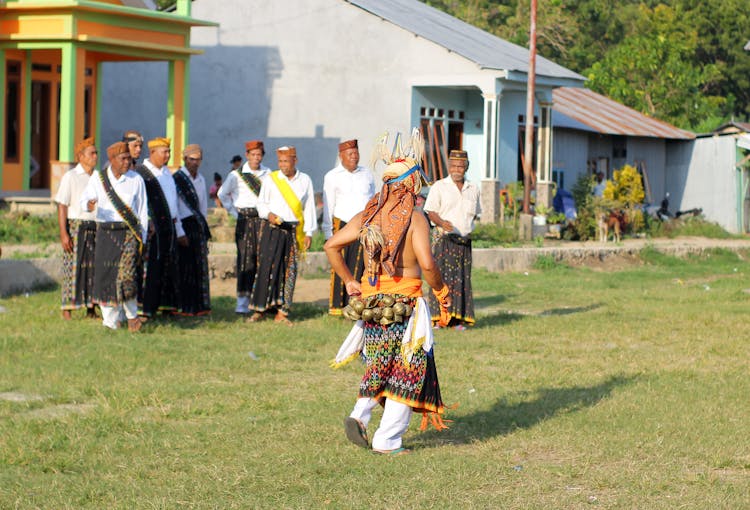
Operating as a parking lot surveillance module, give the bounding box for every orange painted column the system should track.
[166,58,189,168]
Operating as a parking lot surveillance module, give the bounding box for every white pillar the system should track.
[480,93,501,223]
[535,102,553,207]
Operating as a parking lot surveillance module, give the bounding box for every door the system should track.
[30,81,51,189]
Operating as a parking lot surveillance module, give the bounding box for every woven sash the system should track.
[98,169,143,250]
[236,169,262,196]
[269,170,305,252]
[174,170,211,240]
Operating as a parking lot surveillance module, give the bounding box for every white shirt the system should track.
[176,167,208,220]
[143,159,184,237]
[217,162,271,218]
[593,182,606,197]
[424,176,482,237]
[321,164,375,238]
[257,169,318,236]
[80,168,149,241]
[55,164,97,221]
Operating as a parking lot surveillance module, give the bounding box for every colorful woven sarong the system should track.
[249,221,297,314]
[356,276,445,420]
[61,219,96,310]
[427,233,475,325]
[236,208,266,298]
[93,222,140,307]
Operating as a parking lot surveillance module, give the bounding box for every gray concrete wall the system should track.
[6,239,750,297]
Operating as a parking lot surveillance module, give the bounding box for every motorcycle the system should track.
[645,193,702,221]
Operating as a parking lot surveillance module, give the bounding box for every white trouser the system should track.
[350,397,412,451]
[235,296,250,314]
[100,299,138,329]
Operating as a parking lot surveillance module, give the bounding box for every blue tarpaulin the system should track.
[553,188,577,220]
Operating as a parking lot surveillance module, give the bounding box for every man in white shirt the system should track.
[80,141,149,331]
[424,150,482,330]
[55,137,99,320]
[217,140,271,315]
[251,146,318,325]
[136,137,185,318]
[174,144,211,316]
[593,171,606,197]
[322,139,375,316]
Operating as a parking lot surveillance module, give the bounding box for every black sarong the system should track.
[93,222,140,306]
[139,220,178,316]
[61,219,96,310]
[328,217,365,315]
[235,208,266,298]
[249,221,297,314]
[427,233,475,325]
[177,215,211,315]
[135,164,177,317]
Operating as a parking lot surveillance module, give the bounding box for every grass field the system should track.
[1,249,750,509]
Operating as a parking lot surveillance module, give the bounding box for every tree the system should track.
[154,0,173,10]
[585,5,725,131]
[425,0,749,130]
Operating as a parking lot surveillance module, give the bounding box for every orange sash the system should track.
[360,275,423,298]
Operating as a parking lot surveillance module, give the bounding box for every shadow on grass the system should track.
[473,311,526,329]
[135,296,327,330]
[414,374,636,449]
[474,302,603,329]
[473,293,513,309]
[539,302,603,316]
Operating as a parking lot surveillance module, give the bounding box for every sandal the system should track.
[372,447,410,456]
[344,417,369,448]
[127,317,143,332]
[246,312,264,323]
[274,313,293,327]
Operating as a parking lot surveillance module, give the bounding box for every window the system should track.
[419,106,465,181]
[612,136,626,159]
[552,169,564,190]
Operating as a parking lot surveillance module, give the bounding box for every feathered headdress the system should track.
[359,129,429,283]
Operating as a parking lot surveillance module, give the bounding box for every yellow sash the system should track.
[270,170,306,252]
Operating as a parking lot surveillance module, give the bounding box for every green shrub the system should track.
[472,222,519,247]
[532,253,565,270]
[309,230,326,252]
[0,210,58,244]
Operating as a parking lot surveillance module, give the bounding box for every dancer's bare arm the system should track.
[410,212,444,292]
[323,212,363,296]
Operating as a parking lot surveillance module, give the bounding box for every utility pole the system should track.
[522,0,537,215]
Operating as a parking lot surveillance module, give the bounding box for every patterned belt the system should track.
[237,207,259,218]
[97,221,129,231]
[68,219,97,230]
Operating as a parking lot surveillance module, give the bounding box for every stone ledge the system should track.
[2,238,750,297]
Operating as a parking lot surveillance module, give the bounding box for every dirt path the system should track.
[211,276,329,305]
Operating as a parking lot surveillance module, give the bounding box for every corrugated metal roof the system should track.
[712,121,750,134]
[345,0,584,81]
[552,87,695,140]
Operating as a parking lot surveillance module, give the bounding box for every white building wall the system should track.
[102,0,485,190]
[666,136,738,232]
